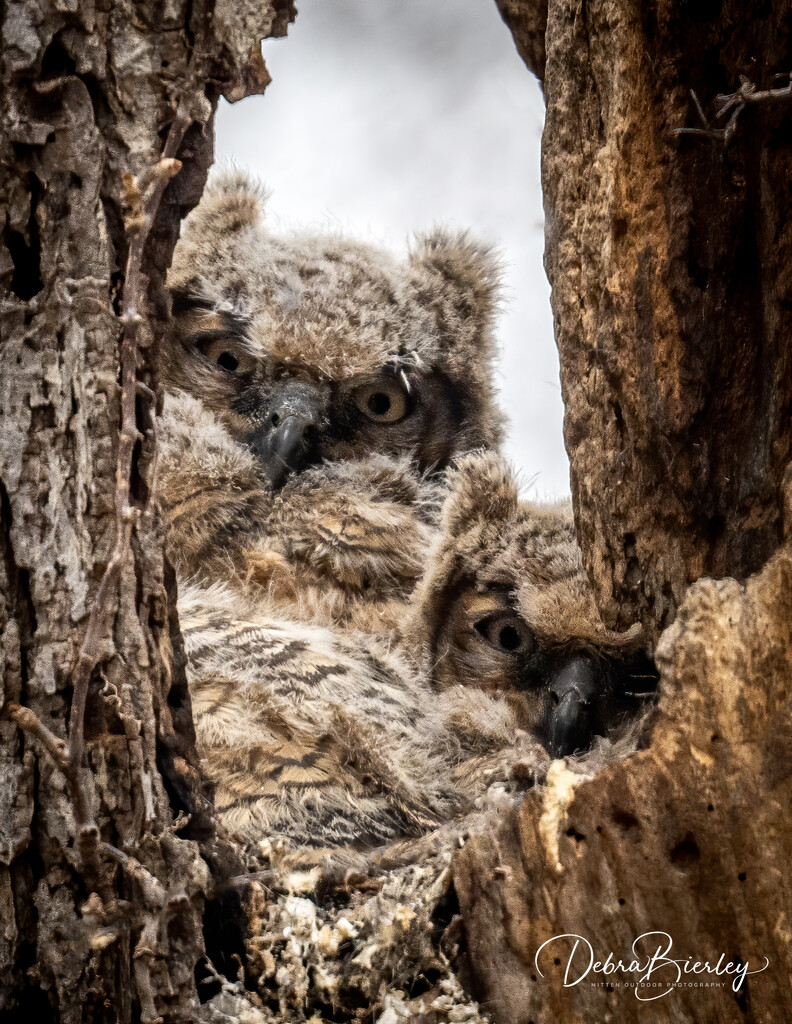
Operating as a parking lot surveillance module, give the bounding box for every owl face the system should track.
[431,585,654,759]
[164,172,503,487]
[413,455,655,757]
[164,300,473,487]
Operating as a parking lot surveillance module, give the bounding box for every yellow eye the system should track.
[351,380,409,424]
[197,336,258,376]
[474,613,533,655]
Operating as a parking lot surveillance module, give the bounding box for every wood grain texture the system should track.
[457,5,792,1020]
[0,2,294,1020]
[539,0,792,636]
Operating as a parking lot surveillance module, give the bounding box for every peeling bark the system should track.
[494,0,547,84]
[0,2,294,1020]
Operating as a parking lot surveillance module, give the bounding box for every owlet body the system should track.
[183,455,652,854]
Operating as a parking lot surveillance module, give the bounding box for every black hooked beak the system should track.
[250,381,325,489]
[546,655,601,758]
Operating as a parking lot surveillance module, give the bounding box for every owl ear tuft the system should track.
[441,453,520,540]
[408,230,504,451]
[184,169,268,238]
[409,228,503,336]
[404,453,519,658]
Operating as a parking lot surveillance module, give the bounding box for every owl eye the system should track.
[351,380,409,424]
[474,613,533,655]
[196,335,258,376]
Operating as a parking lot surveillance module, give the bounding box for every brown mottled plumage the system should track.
[158,390,439,632]
[157,171,503,630]
[178,454,651,856]
[409,453,653,759]
[190,456,652,1024]
[180,582,462,849]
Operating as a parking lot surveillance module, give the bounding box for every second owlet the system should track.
[156,172,503,625]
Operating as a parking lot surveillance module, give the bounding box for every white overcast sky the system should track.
[215,0,570,496]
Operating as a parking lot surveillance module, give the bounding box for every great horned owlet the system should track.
[156,172,503,627]
[409,452,656,759]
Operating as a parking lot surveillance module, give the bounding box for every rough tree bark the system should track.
[0,3,293,1021]
[455,4,792,1022]
[500,0,792,638]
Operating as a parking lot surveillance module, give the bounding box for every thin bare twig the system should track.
[68,125,187,775]
[199,956,246,993]
[8,704,70,771]
[8,702,101,876]
[10,105,194,876]
[101,842,168,908]
[675,73,792,143]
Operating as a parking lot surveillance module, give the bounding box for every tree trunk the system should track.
[506,0,792,638]
[0,3,294,1021]
[455,3,792,1021]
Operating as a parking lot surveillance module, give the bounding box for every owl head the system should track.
[409,453,655,758]
[163,171,504,487]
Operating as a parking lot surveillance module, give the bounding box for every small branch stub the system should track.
[676,72,792,142]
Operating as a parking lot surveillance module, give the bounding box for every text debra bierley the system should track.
[534,931,769,1002]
